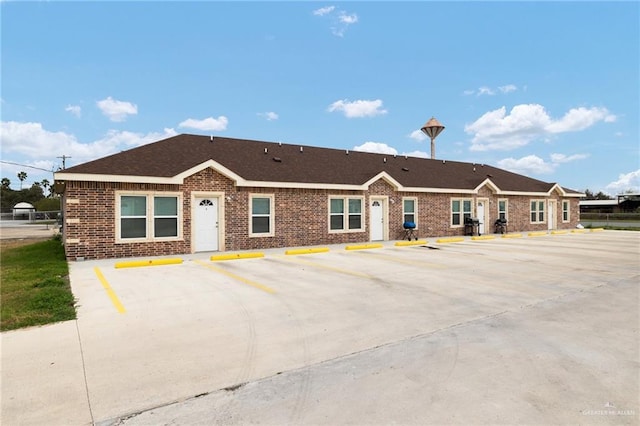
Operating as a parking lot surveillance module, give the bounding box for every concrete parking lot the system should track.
[1,231,638,425]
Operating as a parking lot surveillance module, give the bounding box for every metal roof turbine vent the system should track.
[420,117,445,160]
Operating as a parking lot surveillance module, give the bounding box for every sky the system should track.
[1,1,638,195]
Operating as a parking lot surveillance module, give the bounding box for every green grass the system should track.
[1,238,76,331]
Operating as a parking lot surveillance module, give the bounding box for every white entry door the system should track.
[370,199,384,241]
[477,201,486,235]
[194,198,219,252]
[548,200,556,231]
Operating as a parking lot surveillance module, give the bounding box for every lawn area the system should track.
[1,237,76,331]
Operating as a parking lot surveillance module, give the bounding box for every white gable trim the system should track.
[363,171,402,190]
[474,178,501,194]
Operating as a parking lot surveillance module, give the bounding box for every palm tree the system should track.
[1,178,10,189]
[17,171,27,190]
[41,179,51,197]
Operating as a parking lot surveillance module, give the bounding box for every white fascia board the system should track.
[236,181,366,190]
[54,172,181,184]
[398,187,477,194]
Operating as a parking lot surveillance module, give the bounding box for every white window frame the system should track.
[116,191,182,243]
[249,194,274,237]
[402,197,418,228]
[498,199,508,221]
[451,198,473,227]
[328,196,364,233]
[562,200,570,223]
[530,199,546,224]
[153,196,180,238]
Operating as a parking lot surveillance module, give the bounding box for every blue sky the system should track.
[2,1,638,194]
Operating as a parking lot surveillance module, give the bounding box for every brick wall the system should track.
[62,172,581,260]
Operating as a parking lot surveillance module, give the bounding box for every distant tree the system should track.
[27,183,44,200]
[0,185,17,213]
[581,189,614,200]
[17,171,27,189]
[35,197,60,212]
[594,191,613,200]
[582,189,594,199]
[1,178,10,189]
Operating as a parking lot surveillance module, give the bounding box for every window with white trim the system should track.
[562,200,570,222]
[329,196,363,232]
[530,200,545,223]
[403,198,417,226]
[250,194,274,236]
[451,198,472,226]
[498,199,508,221]
[118,193,181,241]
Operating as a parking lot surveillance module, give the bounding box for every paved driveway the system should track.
[1,231,638,425]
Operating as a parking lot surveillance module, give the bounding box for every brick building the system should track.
[54,134,583,260]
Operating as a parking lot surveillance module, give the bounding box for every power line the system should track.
[0,160,54,173]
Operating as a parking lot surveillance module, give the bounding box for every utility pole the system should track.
[57,155,72,169]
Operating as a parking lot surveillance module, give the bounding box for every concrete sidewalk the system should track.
[1,322,91,425]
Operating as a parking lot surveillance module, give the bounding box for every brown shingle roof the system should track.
[60,134,566,193]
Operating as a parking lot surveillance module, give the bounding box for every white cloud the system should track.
[96,96,138,122]
[328,99,387,118]
[313,5,358,37]
[408,129,427,142]
[0,121,177,167]
[65,104,81,118]
[402,150,429,159]
[353,142,398,155]
[466,104,617,151]
[258,111,279,121]
[499,84,517,93]
[338,12,358,24]
[545,106,616,133]
[605,169,640,193]
[497,155,554,175]
[464,84,518,96]
[549,153,589,163]
[477,86,495,96]
[313,6,335,16]
[178,116,228,131]
[351,142,428,159]
[497,152,589,176]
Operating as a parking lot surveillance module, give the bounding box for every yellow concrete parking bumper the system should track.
[114,258,183,269]
[528,232,548,237]
[285,247,330,255]
[502,233,523,239]
[394,240,427,246]
[345,243,383,251]
[210,252,265,261]
[471,235,495,241]
[436,237,464,243]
